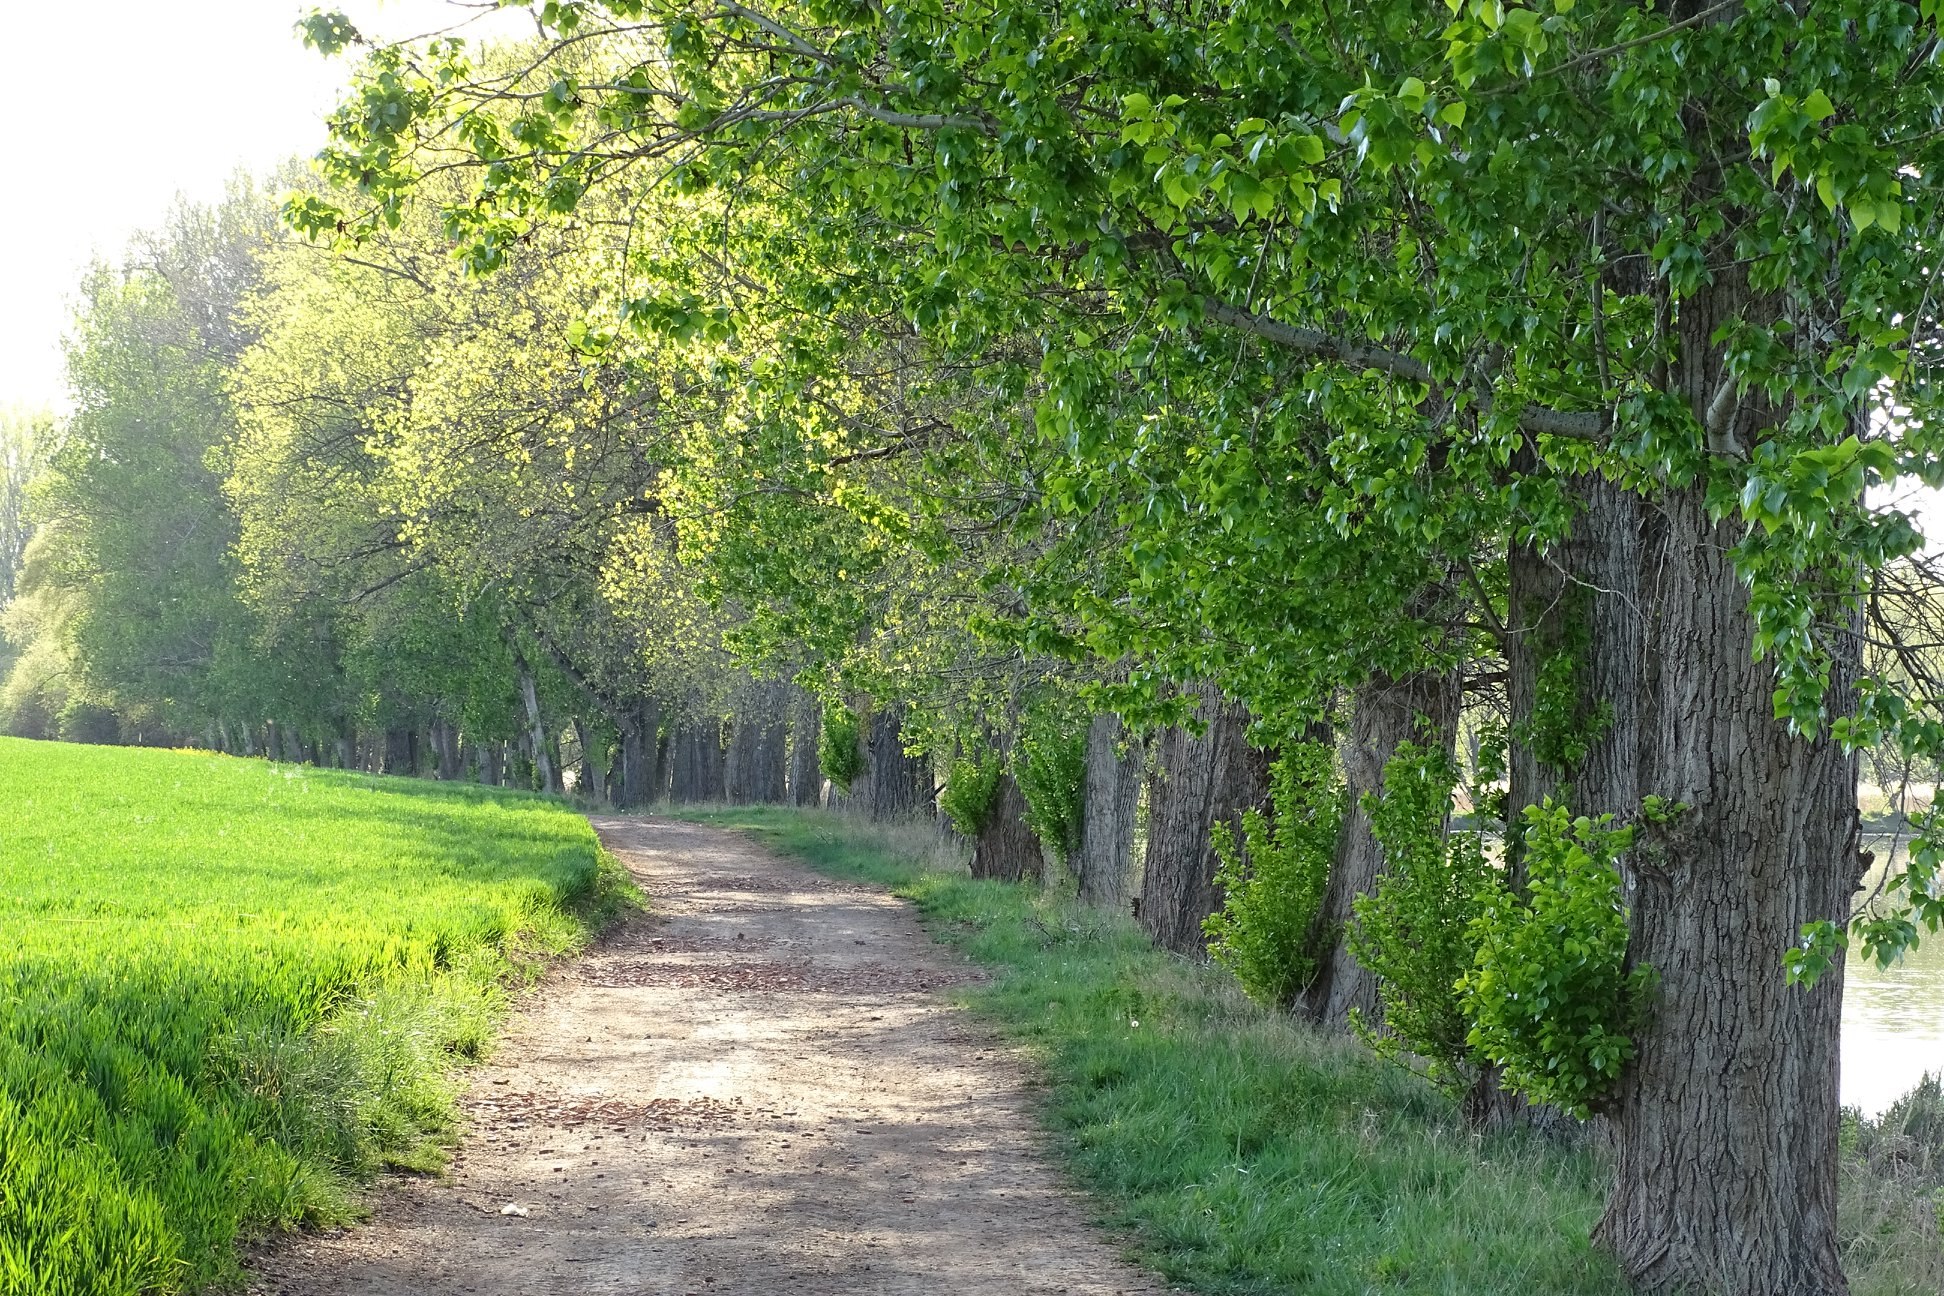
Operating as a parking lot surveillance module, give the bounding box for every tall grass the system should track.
[678,807,1629,1294]
[0,738,615,1294]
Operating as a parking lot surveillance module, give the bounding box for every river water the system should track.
[1844,833,1944,1115]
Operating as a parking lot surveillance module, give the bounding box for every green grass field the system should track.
[0,738,612,1295]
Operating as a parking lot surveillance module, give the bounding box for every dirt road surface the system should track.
[249,815,1168,1296]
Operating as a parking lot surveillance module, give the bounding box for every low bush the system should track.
[1203,741,1343,1009]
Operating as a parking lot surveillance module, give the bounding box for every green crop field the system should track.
[0,738,612,1295]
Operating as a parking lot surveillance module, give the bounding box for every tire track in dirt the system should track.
[248,815,1169,1296]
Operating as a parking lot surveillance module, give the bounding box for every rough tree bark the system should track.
[1297,669,1461,1029]
[1138,685,1271,956]
[1075,713,1143,909]
[970,771,1042,882]
[789,688,823,806]
[1591,485,1858,1295]
[864,703,932,821]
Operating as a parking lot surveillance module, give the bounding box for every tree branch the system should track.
[1203,301,1609,441]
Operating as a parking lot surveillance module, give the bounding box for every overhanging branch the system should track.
[1204,301,1609,442]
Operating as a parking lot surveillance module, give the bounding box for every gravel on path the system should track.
[247,815,1169,1296]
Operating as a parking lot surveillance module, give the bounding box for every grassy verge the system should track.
[0,738,628,1294]
[674,807,1628,1295]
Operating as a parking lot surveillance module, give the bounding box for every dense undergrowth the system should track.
[0,738,619,1295]
[682,807,1944,1296]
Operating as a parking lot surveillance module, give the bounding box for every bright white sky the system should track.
[0,0,523,413]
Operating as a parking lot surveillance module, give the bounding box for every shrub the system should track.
[1460,801,1652,1117]
[817,701,864,792]
[1203,741,1343,1008]
[1348,741,1498,1098]
[940,751,1003,835]
[1014,709,1086,863]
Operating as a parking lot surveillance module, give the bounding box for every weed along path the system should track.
[250,816,1167,1296]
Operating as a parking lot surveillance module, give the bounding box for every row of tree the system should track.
[9,2,1944,1290]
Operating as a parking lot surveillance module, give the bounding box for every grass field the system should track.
[0,738,613,1295]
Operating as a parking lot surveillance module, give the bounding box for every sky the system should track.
[0,0,522,414]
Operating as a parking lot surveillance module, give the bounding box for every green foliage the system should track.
[1460,802,1653,1118]
[0,738,607,1292]
[1204,741,1344,1008]
[939,750,1003,836]
[1349,742,1499,1097]
[678,805,1632,1296]
[1520,591,1614,776]
[818,700,864,792]
[1013,708,1087,864]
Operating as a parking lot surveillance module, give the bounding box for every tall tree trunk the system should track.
[1297,669,1461,1028]
[970,772,1042,881]
[738,685,790,804]
[573,717,605,802]
[431,719,461,781]
[790,688,823,806]
[618,699,662,808]
[1138,685,1271,956]
[1507,474,1641,847]
[670,724,697,802]
[516,660,556,794]
[1075,712,1143,909]
[1592,484,1857,1295]
[702,719,726,800]
[865,702,931,821]
[670,719,726,803]
[481,741,505,788]
[382,727,414,776]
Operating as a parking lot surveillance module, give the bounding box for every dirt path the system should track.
[249,816,1168,1296]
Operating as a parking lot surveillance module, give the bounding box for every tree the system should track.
[283,7,1944,1283]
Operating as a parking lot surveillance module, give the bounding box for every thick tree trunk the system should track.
[969,772,1043,882]
[1138,685,1271,956]
[1593,484,1857,1295]
[790,688,823,806]
[865,703,931,821]
[1297,670,1461,1028]
[1075,713,1143,909]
